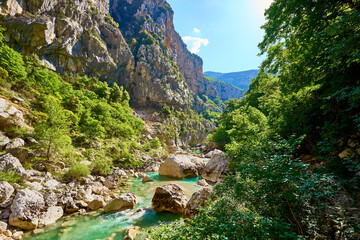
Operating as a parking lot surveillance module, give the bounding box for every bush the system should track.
[64,162,90,181]
[0,45,27,80]
[149,136,336,239]
[143,138,161,151]
[91,155,113,176]
[0,170,20,183]
[0,66,9,87]
[149,138,161,149]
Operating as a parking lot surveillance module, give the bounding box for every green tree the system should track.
[110,82,123,103]
[0,45,27,80]
[210,99,269,149]
[35,96,72,161]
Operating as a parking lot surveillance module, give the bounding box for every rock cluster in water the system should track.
[158,155,205,179]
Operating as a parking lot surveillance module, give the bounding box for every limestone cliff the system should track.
[0,0,243,111]
[1,0,134,86]
[110,0,243,107]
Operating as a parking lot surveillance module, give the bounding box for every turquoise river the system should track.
[23,172,201,240]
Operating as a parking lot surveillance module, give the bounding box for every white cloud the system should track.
[182,36,209,54]
[193,27,201,34]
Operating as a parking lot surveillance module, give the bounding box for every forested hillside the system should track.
[150,0,360,239]
[204,69,259,90]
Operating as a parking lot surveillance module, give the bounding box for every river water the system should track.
[23,172,201,240]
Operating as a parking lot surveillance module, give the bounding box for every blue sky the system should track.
[167,0,273,73]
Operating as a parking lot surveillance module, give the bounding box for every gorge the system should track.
[1,0,360,239]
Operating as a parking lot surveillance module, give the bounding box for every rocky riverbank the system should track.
[0,144,230,240]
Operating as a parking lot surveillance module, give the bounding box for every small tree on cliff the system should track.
[35,95,72,161]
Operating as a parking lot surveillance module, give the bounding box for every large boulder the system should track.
[183,187,212,219]
[152,183,187,214]
[42,206,63,226]
[88,196,105,211]
[159,155,205,179]
[0,98,25,130]
[9,189,45,230]
[0,181,14,203]
[104,193,137,213]
[0,153,28,178]
[202,150,231,183]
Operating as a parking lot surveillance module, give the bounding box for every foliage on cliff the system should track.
[149,0,360,239]
[0,28,166,178]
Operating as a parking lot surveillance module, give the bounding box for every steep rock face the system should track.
[1,0,134,85]
[131,44,192,108]
[0,0,242,112]
[110,0,242,107]
[0,0,27,16]
[204,79,245,102]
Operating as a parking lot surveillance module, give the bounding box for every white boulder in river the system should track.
[202,149,231,183]
[104,192,138,213]
[159,155,205,179]
[152,183,187,214]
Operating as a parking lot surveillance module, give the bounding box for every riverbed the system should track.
[23,172,201,240]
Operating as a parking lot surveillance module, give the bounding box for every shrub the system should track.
[0,170,20,183]
[64,162,90,181]
[149,138,161,149]
[0,66,9,87]
[149,136,336,239]
[91,155,113,176]
[0,45,27,80]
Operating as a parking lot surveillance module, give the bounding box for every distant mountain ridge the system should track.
[204,70,260,90]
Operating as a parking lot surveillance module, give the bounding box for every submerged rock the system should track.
[152,183,187,214]
[183,187,212,219]
[104,193,137,213]
[142,175,154,182]
[159,155,205,179]
[202,150,231,183]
